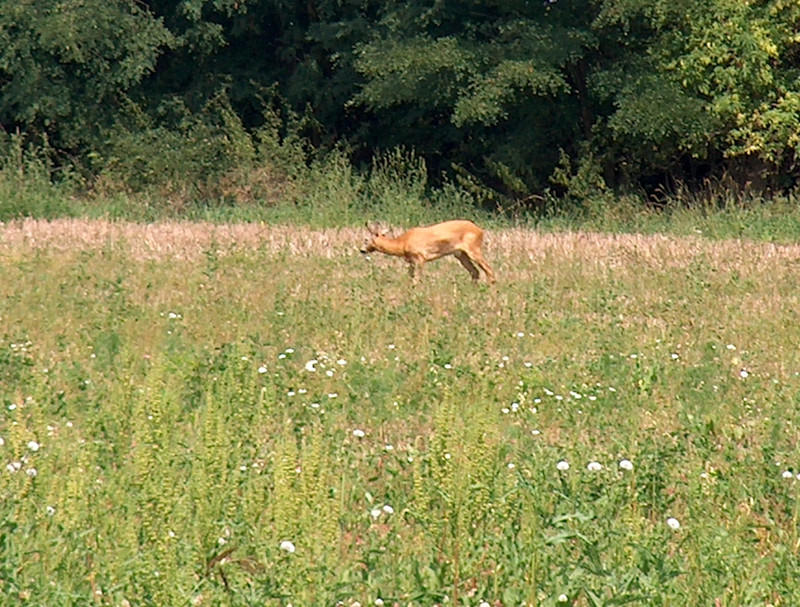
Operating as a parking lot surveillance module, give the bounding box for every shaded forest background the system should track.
[1,0,799,215]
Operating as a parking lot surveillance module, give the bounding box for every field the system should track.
[2,218,800,606]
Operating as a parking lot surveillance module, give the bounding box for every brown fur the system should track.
[361,220,496,284]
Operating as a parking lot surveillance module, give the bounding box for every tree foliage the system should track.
[593,0,800,187]
[0,0,172,149]
[0,0,798,203]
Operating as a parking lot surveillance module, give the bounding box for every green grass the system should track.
[5,133,800,246]
[2,221,800,606]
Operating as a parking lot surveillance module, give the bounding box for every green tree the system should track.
[593,0,800,190]
[141,0,377,142]
[2,0,798,203]
[352,0,800,197]
[0,0,172,152]
[352,0,590,197]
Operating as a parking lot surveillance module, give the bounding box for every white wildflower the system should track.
[258,365,268,374]
[26,468,37,477]
[587,461,602,472]
[619,459,634,471]
[558,594,568,603]
[370,508,383,519]
[782,470,794,479]
[27,440,40,452]
[352,429,365,438]
[382,504,394,514]
[666,517,681,530]
[556,460,570,471]
[304,359,318,372]
[279,540,296,553]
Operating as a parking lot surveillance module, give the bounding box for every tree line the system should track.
[1,0,799,206]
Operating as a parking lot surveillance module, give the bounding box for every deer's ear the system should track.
[367,221,388,236]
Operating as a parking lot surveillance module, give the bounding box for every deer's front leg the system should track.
[407,256,424,284]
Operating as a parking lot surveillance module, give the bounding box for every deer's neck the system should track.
[373,235,407,257]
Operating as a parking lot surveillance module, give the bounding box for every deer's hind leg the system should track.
[465,249,496,284]
[454,251,480,281]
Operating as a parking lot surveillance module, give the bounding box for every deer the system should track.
[360,220,496,284]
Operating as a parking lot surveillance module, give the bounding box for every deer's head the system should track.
[360,222,389,254]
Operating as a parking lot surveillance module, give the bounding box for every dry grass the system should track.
[4,218,800,270]
[0,219,356,260]
[493,228,800,273]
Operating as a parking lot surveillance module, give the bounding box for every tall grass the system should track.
[534,189,800,243]
[2,221,800,605]
[4,124,800,242]
[0,134,81,219]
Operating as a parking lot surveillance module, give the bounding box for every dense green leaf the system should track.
[0,0,798,204]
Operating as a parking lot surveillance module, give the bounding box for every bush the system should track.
[99,94,258,208]
[0,134,79,220]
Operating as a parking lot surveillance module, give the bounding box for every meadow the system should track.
[2,218,800,606]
